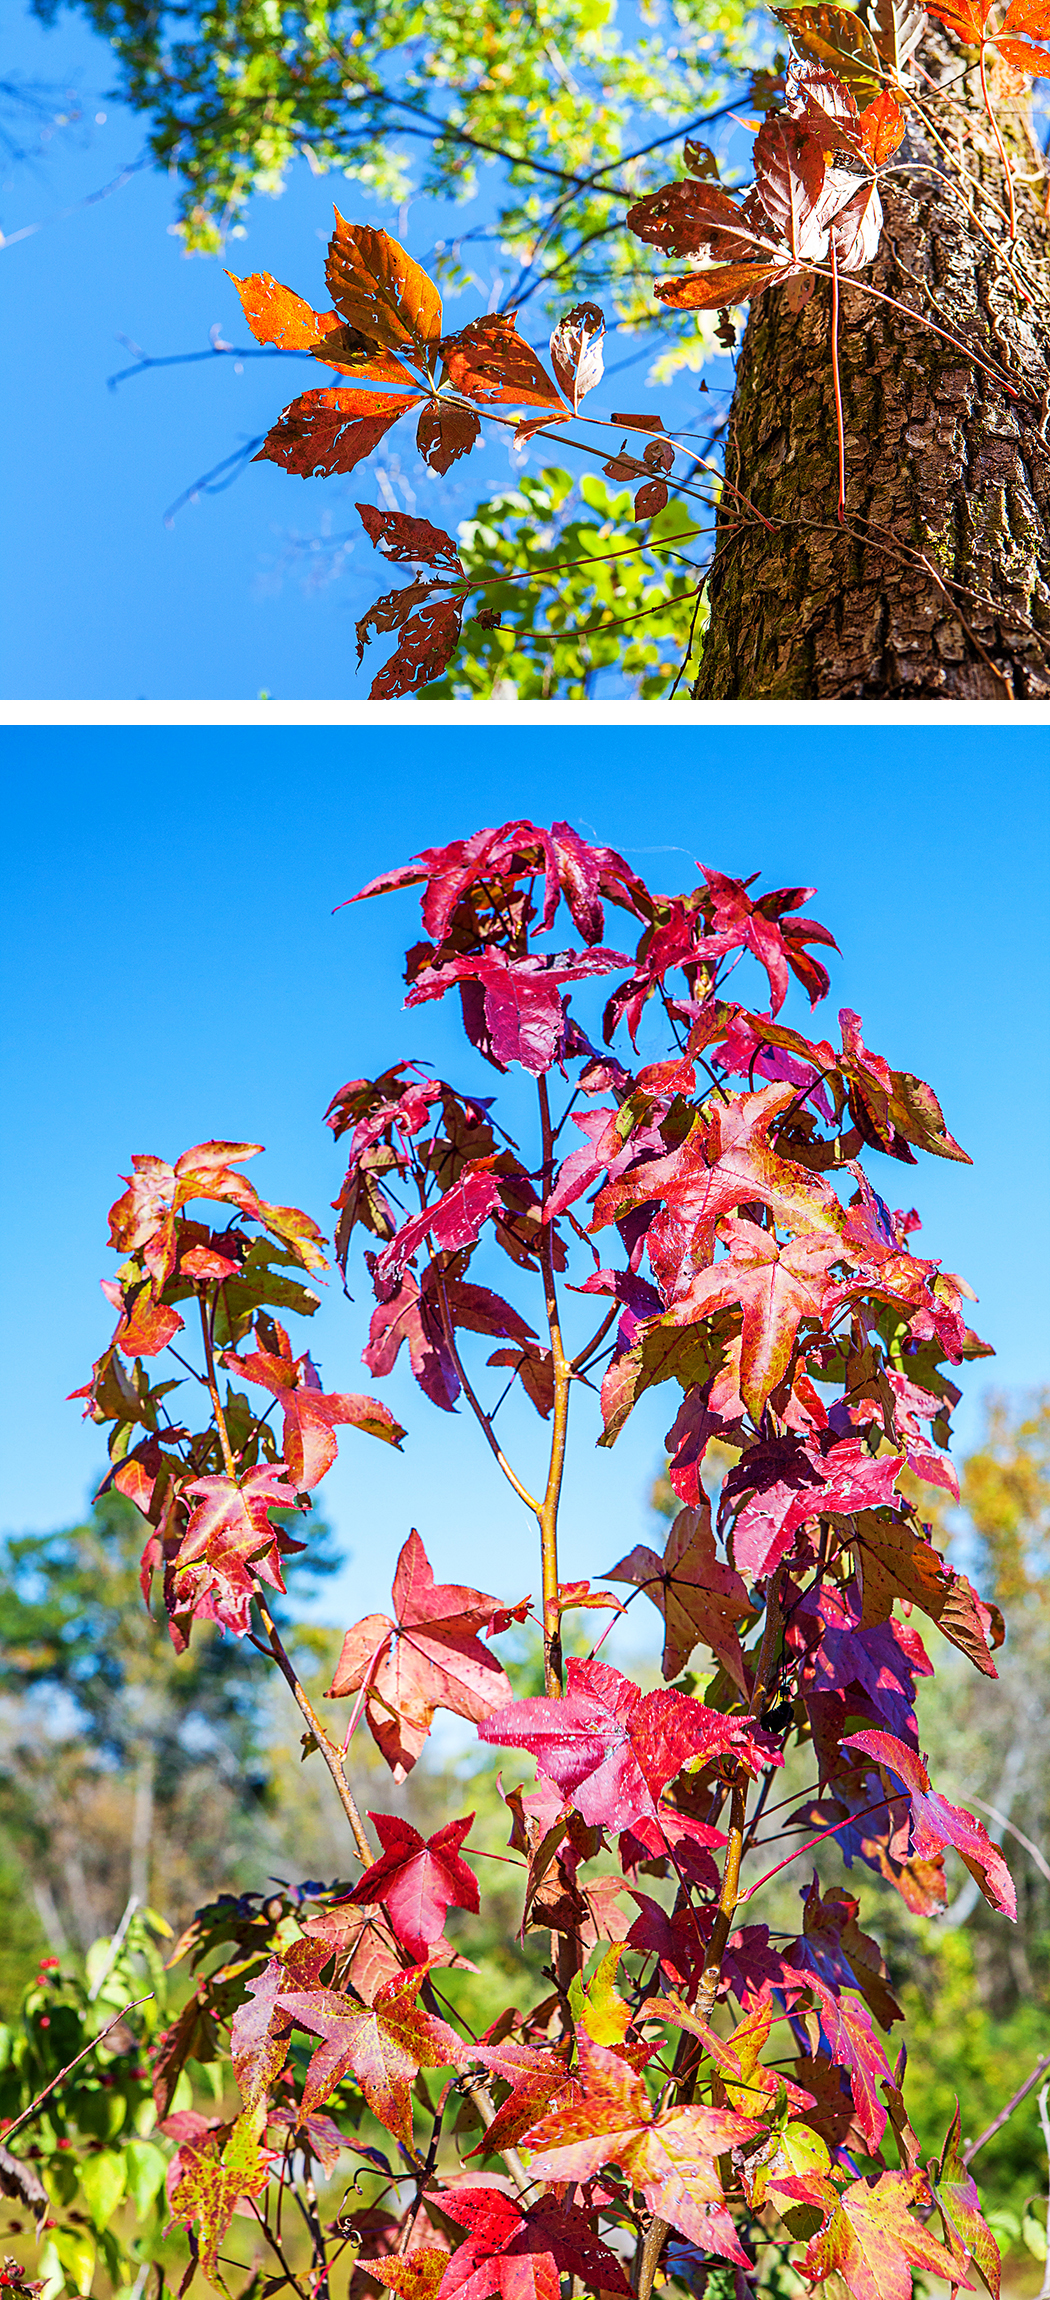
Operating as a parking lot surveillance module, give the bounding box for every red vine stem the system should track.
[978,39,1017,239]
[829,239,846,525]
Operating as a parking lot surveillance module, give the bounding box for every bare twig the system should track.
[962,2053,1050,2166]
[1,1996,154,2144]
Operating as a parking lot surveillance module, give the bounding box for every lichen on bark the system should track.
[693,40,1050,698]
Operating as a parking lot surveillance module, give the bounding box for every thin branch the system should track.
[537,1074,571,1693]
[963,2053,1050,2166]
[434,1271,542,1516]
[970,1798,1050,1885]
[1,1996,154,2143]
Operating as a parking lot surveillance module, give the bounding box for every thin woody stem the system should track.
[435,1271,542,1516]
[0,1996,153,2144]
[254,1597,374,1868]
[978,40,1016,239]
[198,1291,374,1868]
[537,1073,571,1694]
[199,1291,237,1478]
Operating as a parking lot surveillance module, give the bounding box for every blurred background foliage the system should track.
[0,1391,1046,2291]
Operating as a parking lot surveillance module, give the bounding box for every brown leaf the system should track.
[488,1341,556,1417]
[370,594,465,700]
[440,313,566,407]
[311,323,421,385]
[416,399,482,472]
[549,301,606,411]
[655,262,790,310]
[644,439,675,471]
[752,116,827,259]
[627,178,757,258]
[610,411,667,432]
[357,502,464,572]
[635,479,670,517]
[227,271,338,349]
[326,215,443,358]
[776,2,883,96]
[257,388,418,478]
[829,177,883,268]
[683,139,721,178]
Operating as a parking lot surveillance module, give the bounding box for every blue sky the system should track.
[1,729,1047,1652]
[2,0,742,703]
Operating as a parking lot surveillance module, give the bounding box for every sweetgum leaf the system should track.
[520,2032,763,2261]
[478,1655,774,1831]
[843,1730,1016,1917]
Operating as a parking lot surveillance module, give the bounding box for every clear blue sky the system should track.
[1,729,1047,1648]
[2,0,738,703]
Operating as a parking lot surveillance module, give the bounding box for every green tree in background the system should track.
[422,470,706,699]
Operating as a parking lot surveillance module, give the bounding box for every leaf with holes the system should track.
[416,401,483,472]
[327,215,443,357]
[776,4,883,95]
[258,387,419,478]
[549,302,606,411]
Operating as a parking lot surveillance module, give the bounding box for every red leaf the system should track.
[440,313,566,407]
[843,1730,1017,1917]
[369,590,466,700]
[405,948,630,1076]
[477,1655,775,1831]
[488,1341,556,1419]
[434,2186,630,2300]
[358,503,464,571]
[635,479,669,517]
[664,1214,841,1420]
[224,1325,405,1482]
[277,1963,468,2139]
[173,1464,304,1633]
[416,400,482,472]
[725,1435,904,1580]
[830,178,884,270]
[257,388,418,478]
[327,1530,520,1779]
[347,1811,479,1960]
[374,1162,502,1286]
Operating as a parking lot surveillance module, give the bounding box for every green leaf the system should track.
[79,2148,127,2230]
[124,2139,168,2219]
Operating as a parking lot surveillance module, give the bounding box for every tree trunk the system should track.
[694,47,1050,698]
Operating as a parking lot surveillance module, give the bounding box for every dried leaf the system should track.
[357,503,464,572]
[257,388,417,478]
[416,399,482,472]
[549,301,606,410]
[655,262,790,310]
[440,313,566,407]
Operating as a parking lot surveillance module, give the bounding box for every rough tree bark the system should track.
[694,43,1050,698]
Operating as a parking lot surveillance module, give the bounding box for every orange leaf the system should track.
[256,387,419,478]
[1001,0,1050,30]
[925,0,991,37]
[416,399,483,472]
[440,313,566,407]
[857,87,907,163]
[326,215,443,357]
[994,30,1050,63]
[227,270,337,349]
[654,262,791,309]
